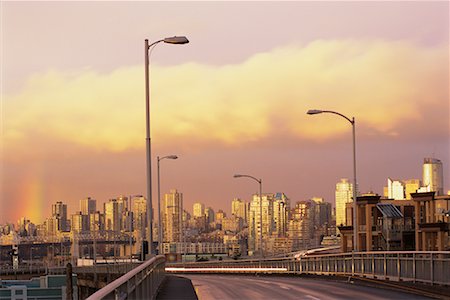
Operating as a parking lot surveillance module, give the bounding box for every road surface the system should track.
[185,274,433,300]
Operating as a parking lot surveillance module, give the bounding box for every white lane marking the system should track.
[279,285,290,290]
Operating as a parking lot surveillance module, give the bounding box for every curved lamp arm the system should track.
[307,109,354,124]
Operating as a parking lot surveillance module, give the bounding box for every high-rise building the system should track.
[273,193,289,237]
[71,212,89,233]
[288,201,314,250]
[80,197,96,215]
[204,207,215,224]
[52,201,68,232]
[248,193,274,254]
[89,211,104,232]
[231,198,247,222]
[163,189,183,242]
[311,197,332,227]
[45,217,59,236]
[132,196,147,238]
[335,179,353,228]
[104,199,120,232]
[193,202,205,218]
[117,195,129,231]
[117,195,128,211]
[423,158,444,196]
[311,197,333,242]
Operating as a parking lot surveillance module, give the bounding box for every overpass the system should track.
[85,251,450,299]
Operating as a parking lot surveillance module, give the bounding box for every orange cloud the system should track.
[3,39,448,154]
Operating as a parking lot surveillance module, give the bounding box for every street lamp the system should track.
[157,155,178,255]
[145,36,189,257]
[233,174,263,260]
[306,109,358,251]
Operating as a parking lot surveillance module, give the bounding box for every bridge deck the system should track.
[156,275,198,300]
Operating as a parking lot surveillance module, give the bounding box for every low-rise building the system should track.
[338,192,450,252]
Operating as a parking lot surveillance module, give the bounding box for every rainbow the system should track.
[17,165,46,224]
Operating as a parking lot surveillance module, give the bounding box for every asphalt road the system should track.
[184,274,434,300]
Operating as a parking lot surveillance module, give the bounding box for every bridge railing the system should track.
[168,251,450,286]
[86,255,165,300]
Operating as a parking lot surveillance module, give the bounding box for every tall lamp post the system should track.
[306,109,358,251]
[233,174,263,259]
[157,155,178,255]
[145,36,189,257]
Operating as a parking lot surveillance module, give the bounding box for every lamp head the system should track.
[233,174,243,178]
[167,155,178,160]
[307,109,323,115]
[163,36,189,44]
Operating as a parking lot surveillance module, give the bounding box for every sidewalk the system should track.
[156,275,198,300]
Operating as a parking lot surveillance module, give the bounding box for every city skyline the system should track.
[1,1,449,224]
[1,157,446,226]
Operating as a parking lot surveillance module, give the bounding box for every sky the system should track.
[1,1,449,224]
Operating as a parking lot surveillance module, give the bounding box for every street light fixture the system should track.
[157,155,178,255]
[306,109,358,251]
[145,36,189,257]
[233,174,264,260]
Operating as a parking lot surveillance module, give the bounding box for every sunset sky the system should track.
[1,1,449,224]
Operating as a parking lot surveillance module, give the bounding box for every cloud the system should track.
[3,39,448,154]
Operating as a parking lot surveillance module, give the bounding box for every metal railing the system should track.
[86,255,165,300]
[0,265,49,276]
[167,251,450,286]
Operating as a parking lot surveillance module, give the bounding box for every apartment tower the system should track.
[335,179,353,228]
[423,158,444,196]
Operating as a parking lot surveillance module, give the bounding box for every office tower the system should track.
[273,193,289,237]
[231,198,247,222]
[193,202,205,218]
[248,193,274,254]
[387,178,405,200]
[80,197,96,215]
[423,158,444,196]
[335,179,353,228]
[163,189,183,242]
[52,201,68,232]
[104,199,120,232]
[132,196,147,238]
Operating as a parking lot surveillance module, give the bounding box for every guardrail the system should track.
[167,251,450,286]
[86,255,165,300]
[0,266,49,276]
